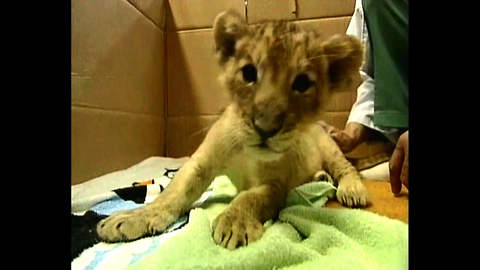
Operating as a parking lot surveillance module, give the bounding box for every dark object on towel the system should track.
[71,211,107,261]
[71,167,182,262]
[164,167,180,179]
[113,185,164,204]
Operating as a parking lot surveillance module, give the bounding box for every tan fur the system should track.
[97,10,370,249]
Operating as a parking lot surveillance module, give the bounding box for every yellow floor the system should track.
[326,179,409,223]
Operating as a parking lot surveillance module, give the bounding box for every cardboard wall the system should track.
[71,0,167,185]
[72,0,387,185]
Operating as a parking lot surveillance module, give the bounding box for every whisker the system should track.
[190,125,212,138]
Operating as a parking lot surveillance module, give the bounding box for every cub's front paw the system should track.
[97,207,178,243]
[212,208,264,250]
[336,179,370,208]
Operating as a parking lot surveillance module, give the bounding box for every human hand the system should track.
[389,131,409,195]
[318,121,356,153]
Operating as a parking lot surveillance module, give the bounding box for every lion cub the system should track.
[97,10,370,249]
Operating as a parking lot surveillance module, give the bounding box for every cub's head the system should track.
[213,10,362,145]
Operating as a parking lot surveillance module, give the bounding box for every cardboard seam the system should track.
[166,114,222,119]
[165,111,351,119]
[166,15,352,33]
[166,115,221,120]
[72,104,165,119]
[323,111,351,115]
[245,0,249,24]
[71,73,117,80]
[166,27,213,34]
[163,20,169,154]
[125,0,165,32]
[291,15,352,23]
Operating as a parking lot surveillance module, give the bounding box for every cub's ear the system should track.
[321,34,363,90]
[213,10,248,65]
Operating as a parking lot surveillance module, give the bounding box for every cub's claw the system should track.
[212,209,264,250]
[97,207,178,242]
[336,179,370,208]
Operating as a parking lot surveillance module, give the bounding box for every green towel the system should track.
[285,172,337,208]
[126,175,408,270]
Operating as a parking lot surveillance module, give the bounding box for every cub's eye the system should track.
[292,74,312,93]
[241,64,258,83]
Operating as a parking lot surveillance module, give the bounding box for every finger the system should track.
[389,143,405,195]
[331,133,343,144]
[332,132,352,153]
[399,131,409,190]
[400,152,409,190]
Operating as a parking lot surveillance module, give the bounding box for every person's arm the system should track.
[319,1,374,153]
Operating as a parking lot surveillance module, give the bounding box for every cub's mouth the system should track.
[251,128,295,154]
[257,141,269,148]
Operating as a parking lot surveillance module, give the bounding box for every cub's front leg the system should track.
[97,121,227,242]
[96,200,178,243]
[335,171,370,207]
[212,182,288,250]
[317,131,370,208]
[97,159,215,242]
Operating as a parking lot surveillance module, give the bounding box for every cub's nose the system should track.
[253,123,282,141]
[252,102,286,141]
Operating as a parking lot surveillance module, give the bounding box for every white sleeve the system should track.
[345,0,375,127]
[346,0,364,38]
[347,71,375,126]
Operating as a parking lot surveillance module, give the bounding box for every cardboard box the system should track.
[165,0,354,31]
[247,0,355,24]
[129,0,166,29]
[166,115,220,158]
[71,0,166,184]
[166,28,230,117]
[166,0,245,31]
[293,16,352,43]
[71,0,166,116]
[71,106,165,185]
